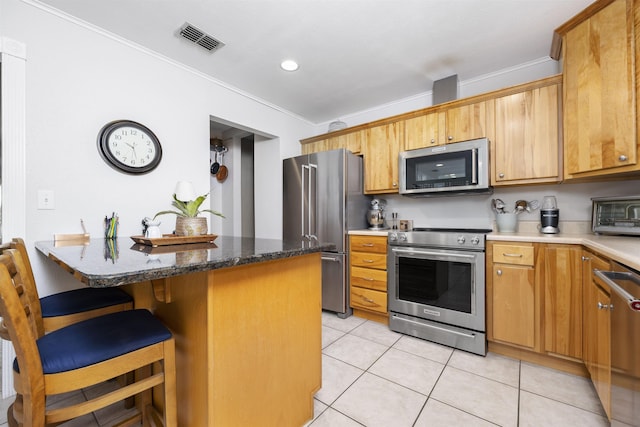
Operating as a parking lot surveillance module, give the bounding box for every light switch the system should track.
[37,190,55,210]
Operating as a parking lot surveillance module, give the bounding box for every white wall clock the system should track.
[97,120,162,174]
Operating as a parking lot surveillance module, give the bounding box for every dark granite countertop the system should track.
[35,236,334,287]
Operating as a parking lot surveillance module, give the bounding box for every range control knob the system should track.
[399,233,408,242]
[388,233,397,242]
[457,236,466,244]
[471,236,480,245]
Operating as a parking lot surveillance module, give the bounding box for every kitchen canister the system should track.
[495,213,518,232]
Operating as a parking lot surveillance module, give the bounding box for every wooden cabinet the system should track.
[487,242,539,350]
[301,130,364,155]
[349,234,388,323]
[444,101,491,144]
[405,101,491,150]
[581,249,611,418]
[404,111,440,150]
[493,79,562,185]
[555,0,640,179]
[363,122,404,194]
[542,245,583,359]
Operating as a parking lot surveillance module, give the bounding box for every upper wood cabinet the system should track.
[445,101,492,144]
[404,101,491,151]
[300,130,363,155]
[363,122,404,194]
[404,111,440,150]
[555,0,640,178]
[493,79,562,185]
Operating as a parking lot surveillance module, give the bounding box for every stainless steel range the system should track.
[388,228,491,356]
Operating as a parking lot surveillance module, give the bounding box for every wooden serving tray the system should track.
[130,234,218,247]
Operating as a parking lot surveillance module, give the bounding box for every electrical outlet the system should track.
[37,190,55,210]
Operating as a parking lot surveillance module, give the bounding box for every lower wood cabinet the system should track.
[581,249,611,419]
[349,234,388,324]
[488,240,614,419]
[543,245,583,360]
[487,242,539,350]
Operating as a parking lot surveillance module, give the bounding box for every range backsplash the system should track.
[381,178,640,230]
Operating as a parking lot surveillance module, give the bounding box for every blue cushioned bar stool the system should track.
[0,248,177,426]
[1,238,133,332]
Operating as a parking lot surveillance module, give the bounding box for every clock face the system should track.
[98,120,162,174]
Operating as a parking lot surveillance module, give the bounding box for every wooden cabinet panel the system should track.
[494,83,561,184]
[349,234,388,322]
[562,0,638,177]
[329,130,364,155]
[350,286,387,314]
[582,250,611,418]
[350,252,387,270]
[350,266,387,291]
[350,235,387,254]
[543,245,583,359]
[444,101,490,144]
[492,244,534,266]
[363,122,404,194]
[404,111,440,150]
[491,264,536,349]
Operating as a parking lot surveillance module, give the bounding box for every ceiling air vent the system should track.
[178,22,225,52]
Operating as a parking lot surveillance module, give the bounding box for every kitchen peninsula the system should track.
[36,236,332,426]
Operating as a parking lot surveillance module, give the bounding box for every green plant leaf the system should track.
[155,193,223,219]
[201,209,225,218]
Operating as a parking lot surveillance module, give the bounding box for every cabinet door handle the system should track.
[496,269,502,276]
[363,259,374,263]
[581,256,590,261]
[498,173,505,178]
[597,302,612,310]
[360,243,374,247]
[356,293,375,304]
[362,277,375,281]
[502,253,523,258]
[430,139,436,144]
[619,155,628,162]
[448,135,454,141]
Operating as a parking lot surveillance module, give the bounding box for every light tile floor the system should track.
[0,311,609,427]
[306,312,609,427]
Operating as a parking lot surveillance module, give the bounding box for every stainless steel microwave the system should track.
[399,138,492,197]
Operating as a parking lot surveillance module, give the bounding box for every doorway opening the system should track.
[209,117,275,238]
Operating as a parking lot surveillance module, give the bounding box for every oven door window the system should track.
[406,150,475,189]
[398,256,473,313]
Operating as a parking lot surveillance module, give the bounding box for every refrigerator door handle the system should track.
[301,164,309,240]
[309,163,318,241]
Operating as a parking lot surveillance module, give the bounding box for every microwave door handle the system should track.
[471,148,478,184]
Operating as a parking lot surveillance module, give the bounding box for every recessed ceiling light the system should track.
[280,59,299,71]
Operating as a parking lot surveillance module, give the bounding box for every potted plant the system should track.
[154,182,224,236]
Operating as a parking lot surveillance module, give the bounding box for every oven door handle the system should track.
[391,247,477,261]
[595,269,640,312]
[392,314,477,339]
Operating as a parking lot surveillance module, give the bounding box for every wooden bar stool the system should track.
[0,238,133,333]
[0,248,177,426]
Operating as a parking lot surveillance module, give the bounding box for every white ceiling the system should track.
[37,0,592,124]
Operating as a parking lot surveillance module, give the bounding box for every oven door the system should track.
[388,246,485,332]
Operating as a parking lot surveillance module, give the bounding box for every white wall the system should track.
[1,0,313,295]
[313,57,561,134]
[380,179,640,231]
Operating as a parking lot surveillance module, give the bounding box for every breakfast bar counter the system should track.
[36,236,331,426]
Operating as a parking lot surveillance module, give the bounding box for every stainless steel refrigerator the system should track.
[283,149,370,317]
